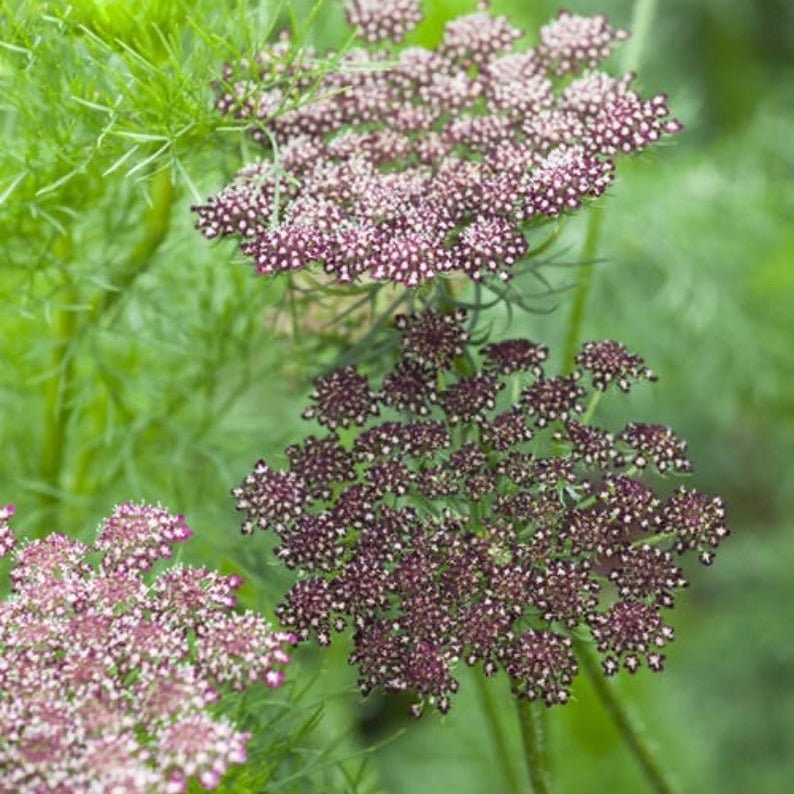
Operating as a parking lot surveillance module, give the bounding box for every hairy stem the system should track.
[515,697,550,794]
[576,639,674,794]
[474,674,524,794]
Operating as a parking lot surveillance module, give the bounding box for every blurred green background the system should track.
[1,0,792,791]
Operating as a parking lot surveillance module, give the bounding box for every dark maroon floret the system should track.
[302,365,378,430]
[576,339,656,392]
[482,338,548,376]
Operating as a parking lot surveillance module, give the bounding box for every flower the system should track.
[0,504,295,792]
[234,309,728,714]
[0,504,16,557]
[344,0,423,43]
[194,5,681,287]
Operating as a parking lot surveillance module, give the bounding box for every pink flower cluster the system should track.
[194,5,681,286]
[0,503,295,792]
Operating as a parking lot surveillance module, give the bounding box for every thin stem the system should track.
[561,204,602,371]
[580,390,603,425]
[89,167,176,326]
[562,0,658,371]
[473,674,524,794]
[39,265,78,535]
[69,169,176,514]
[576,639,674,794]
[559,4,670,791]
[515,697,550,794]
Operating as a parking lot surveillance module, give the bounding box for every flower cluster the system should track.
[0,503,295,792]
[194,4,681,286]
[234,310,728,715]
[344,0,423,44]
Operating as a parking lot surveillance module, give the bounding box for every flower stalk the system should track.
[576,638,674,793]
[562,0,661,370]
[562,204,603,371]
[559,4,675,788]
[474,673,524,794]
[516,697,550,794]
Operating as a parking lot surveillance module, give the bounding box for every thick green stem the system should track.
[474,674,524,794]
[576,640,674,794]
[90,167,175,325]
[623,0,660,74]
[515,697,550,794]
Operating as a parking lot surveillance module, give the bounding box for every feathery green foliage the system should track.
[0,0,325,536]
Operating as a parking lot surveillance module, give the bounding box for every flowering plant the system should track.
[233,309,728,715]
[0,503,295,792]
[0,0,756,790]
[194,5,681,287]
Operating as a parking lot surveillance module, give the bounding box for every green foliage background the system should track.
[1,0,792,791]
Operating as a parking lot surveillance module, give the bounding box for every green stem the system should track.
[474,674,524,794]
[561,204,602,371]
[39,264,78,536]
[576,640,674,794]
[580,390,603,425]
[89,167,175,326]
[562,0,658,371]
[71,169,175,505]
[623,0,659,74]
[559,3,671,790]
[515,697,550,794]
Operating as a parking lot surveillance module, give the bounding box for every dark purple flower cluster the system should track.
[233,309,728,714]
[194,4,681,287]
[0,504,295,792]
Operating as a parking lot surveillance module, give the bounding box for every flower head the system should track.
[0,504,16,557]
[234,309,727,714]
[194,5,681,287]
[345,0,423,43]
[537,10,628,76]
[0,504,295,791]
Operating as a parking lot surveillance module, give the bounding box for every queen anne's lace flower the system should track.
[0,504,295,792]
[194,5,681,287]
[234,309,728,714]
[345,0,423,43]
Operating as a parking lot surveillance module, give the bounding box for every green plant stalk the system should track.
[68,169,176,519]
[558,1,674,788]
[90,167,176,326]
[575,639,674,794]
[561,203,602,371]
[515,697,550,794]
[473,674,524,794]
[623,0,660,75]
[39,265,78,536]
[561,0,658,370]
